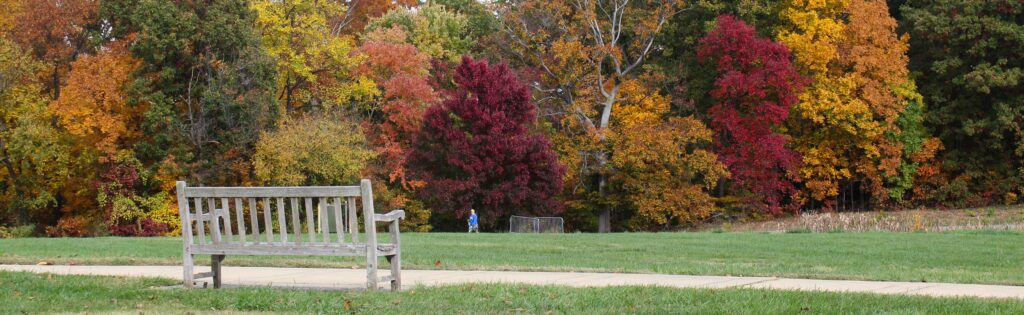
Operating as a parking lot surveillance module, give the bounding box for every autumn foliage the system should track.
[611,81,729,228]
[407,57,565,226]
[698,16,806,214]
[51,48,142,158]
[0,0,1021,235]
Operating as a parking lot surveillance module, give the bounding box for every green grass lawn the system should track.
[2,231,1023,285]
[3,271,1023,314]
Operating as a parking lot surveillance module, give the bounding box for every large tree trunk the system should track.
[597,172,610,233]
[598,210,610,232]
[595,87,617,233]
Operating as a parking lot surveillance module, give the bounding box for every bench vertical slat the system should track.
[320,198,331,243]
[333,197,345,244]
[317,197,328,242]
[248,197,259,244]
[347,197,358,243]
[305,197,316,243]
[221,197,233,242]
[234,197,246,244]
[290,197,302,244]
[262,197,274,243]
[276,197,288,244]
[207,198,222,244]
[194,197,206,245]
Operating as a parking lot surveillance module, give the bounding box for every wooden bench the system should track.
[175,179,405,291]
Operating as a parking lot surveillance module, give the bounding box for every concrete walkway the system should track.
[3,264,1023,299]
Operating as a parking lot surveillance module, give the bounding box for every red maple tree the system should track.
[406,57,565,225]
[698,15,808,214]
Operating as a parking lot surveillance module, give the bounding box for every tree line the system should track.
[0,0,1020,235]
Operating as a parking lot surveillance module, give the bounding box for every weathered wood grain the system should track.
[234,198,246,244]
[176,182,195,288]
[290,197,301,244]
[305,197,316,243]
[347,197,358,243]
[194,198,206,245]
[247,198,259,244]
[207,198,222,244]
[276,197,287,244]
[221,197,233,241]
[184,186,360,198]
[361,179,379,290]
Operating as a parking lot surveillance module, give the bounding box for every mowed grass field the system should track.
[3,231,1023,285]
[3,271,1024,314]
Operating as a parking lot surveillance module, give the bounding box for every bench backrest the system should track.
[175,179,376,247]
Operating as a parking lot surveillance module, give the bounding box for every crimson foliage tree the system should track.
[406,57,565,226]
[697,16,807,214]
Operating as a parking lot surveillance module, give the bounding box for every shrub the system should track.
[1005,192,1019,205]
[46,216,92,237]
[0,224,35,238]
[109,218,170,237]
[254,113,375,186]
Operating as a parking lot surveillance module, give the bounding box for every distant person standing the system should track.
[468,209,479,233]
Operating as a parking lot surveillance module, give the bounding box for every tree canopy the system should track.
[0,0,1020,234]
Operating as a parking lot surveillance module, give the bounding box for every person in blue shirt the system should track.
[467,209,479,233]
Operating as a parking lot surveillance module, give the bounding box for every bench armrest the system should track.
[374,209,406,222]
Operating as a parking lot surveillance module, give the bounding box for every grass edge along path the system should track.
[3,271,1024,314]
[2,231,1023,285]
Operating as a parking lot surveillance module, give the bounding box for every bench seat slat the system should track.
[191,243,398,256]
[192,244,397,257]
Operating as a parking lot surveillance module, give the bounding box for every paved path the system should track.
[3,264,1023,299]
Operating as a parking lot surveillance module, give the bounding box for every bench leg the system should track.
[366,251,378,290]
[388,220,401,291]
[211,255,225,289]
[388,254,401,291]
[183,252,194,288]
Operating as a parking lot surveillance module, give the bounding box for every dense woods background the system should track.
[0,0,1021,235]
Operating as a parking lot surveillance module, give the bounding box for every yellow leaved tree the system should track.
[252,0,376,113]
[611,81,728,229]
[253,113,376,187]
[50,47,142,159]
[777,0,938,208]
[777,0,880,206]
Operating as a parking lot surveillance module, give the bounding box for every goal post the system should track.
[509,215,564,233]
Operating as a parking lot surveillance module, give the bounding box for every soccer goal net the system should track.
[509,215,564,233]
